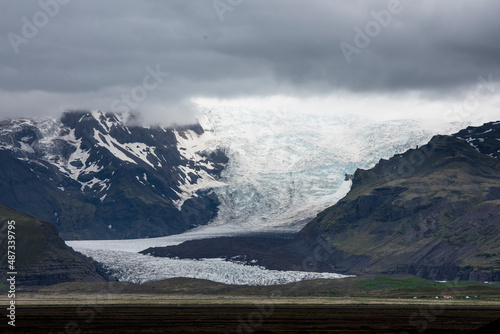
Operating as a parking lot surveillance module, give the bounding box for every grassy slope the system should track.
[0,205,106,286]
[0,205,49,267]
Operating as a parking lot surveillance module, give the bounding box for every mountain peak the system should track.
[453,120,500,159]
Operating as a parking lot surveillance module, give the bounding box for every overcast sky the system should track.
[1,0,499,126]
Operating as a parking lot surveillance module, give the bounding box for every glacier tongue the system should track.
[77,248,351,285]
[198,107,435,232]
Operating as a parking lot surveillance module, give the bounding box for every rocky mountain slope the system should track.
[0,111,227,239]
[0,205,106,288]
[296,121,500,281]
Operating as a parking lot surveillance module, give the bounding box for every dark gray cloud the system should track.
[1,0,499,124]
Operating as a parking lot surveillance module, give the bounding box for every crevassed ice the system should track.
[197,107,434,232]
[78,248,351,285]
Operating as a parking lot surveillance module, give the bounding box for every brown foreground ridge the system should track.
[0,305,498,333]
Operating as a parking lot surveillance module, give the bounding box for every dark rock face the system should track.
[0,205,106,288]
[0,111,227,239]
[141,235,301,271]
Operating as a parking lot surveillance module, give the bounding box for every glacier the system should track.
[67,106,466,285]
[80,248,351,285]
[196,106,437,232]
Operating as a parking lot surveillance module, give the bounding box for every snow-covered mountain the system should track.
[0,110,227,239]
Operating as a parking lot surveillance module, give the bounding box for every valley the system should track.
[75,120,500,284]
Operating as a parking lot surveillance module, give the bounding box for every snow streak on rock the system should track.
[172,129,226,209]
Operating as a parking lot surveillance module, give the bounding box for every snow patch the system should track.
[477,129,493,135]
[93,131,137,165]
[173,169,225,210]
[172,129,226,209]
[19,142,34,153]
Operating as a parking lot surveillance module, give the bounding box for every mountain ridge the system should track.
[0,110,227,239]
[295,121,500,281]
